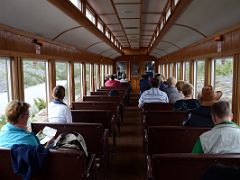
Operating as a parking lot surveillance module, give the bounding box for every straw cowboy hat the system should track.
[199,85,223,106]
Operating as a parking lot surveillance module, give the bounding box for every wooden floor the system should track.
[106,96,145,180]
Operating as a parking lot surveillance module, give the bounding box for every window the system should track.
[100,64,104,87]
[105,30,110,39]
[97,21,104,32]
[108,65,112,75]
[94,64,99,90]
[74,63,83,101]
[174,0,179,6]
[212,57,233,104]
[23,59,48,118]
[169,63,174,77]
[165,64,169,79]
[184,62,190,82]
[69,0,82,11]
[0,57,12,126]
[165,8,171,21]
[85,63,91,95]
[194,60,205,98]
[176,63,181,80]
[56,62,70,104]
[104,64,108,76]
[86,8,95,24]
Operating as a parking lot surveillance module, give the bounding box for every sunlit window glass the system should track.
[174,0,179,6]
[97,21,104,32]
[86,8,95,24]
[0,57,12,127]
[184,62,190,82]
[194,60,205,98]
[56,62,69,104]
[85,63,91,95]
[213,57,233,104]
[74,63,83,101]
[23,59,48,119]
[166,8,171,21]
[94,64,99,91]
[69,0,82,11]
[100,64,104,87]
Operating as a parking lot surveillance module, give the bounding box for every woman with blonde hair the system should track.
[173,82,200,111]
[0,100,40,147]
[48,85,72,123]
[183,85,222,128]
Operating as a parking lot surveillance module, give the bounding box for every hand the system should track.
[45,137,55,148]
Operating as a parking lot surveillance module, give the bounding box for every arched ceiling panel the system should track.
[56,28,100,50]
[0,0,79,39]
[154,41,179,55]
[176,0,240,36]
[87,43,112,54]
[162,25,204,49]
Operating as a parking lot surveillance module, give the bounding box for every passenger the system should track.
[105,75,121,88]
[183,85,222,128]
[48,85,72,123]
[139,74,151,94]
[192,101,240,154]
[0,100,40,148]
[155,73,168,91]
[120,74,128,83]
[138,78,169,108]
[173,83,200,112]
[168,80,185,104]
[163,77,178,98]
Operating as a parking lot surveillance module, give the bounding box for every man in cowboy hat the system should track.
[192,101,240,154]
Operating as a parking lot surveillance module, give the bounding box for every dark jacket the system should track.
[11,144,49,180]
[173,99,200,112]
[183,106,214,128]
[139,79,151,94]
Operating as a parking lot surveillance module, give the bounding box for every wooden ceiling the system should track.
[88,0,167,49]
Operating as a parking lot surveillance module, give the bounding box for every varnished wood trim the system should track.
[48,0,122,54]
[204,58,212,86]
[69,61,74,104]
[149,0,193,53]
[232,54,240,124]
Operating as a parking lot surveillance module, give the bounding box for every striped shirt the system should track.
[138,88,169,108]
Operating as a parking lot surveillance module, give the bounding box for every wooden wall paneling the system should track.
[69,61,74,104]
[189,61,194,85]
[232,54,240,124]
[48,60,56,101]
[204,58,212,86]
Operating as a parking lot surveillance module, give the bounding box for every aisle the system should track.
[107,101,145,180]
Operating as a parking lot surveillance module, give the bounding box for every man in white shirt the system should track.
[192,101,240,154]
[138,78,169,108]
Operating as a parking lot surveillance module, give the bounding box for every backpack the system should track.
[53,131,88,157]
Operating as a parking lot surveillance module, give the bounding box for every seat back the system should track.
[151,153,240,180]
[143,103,174,112]
[31,122,104,155]
[71,110,113,131]
[147,126,210,154]
[144,111,186,128]
[0,148,86,180]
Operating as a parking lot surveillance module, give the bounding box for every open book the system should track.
[36,126,57,145]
